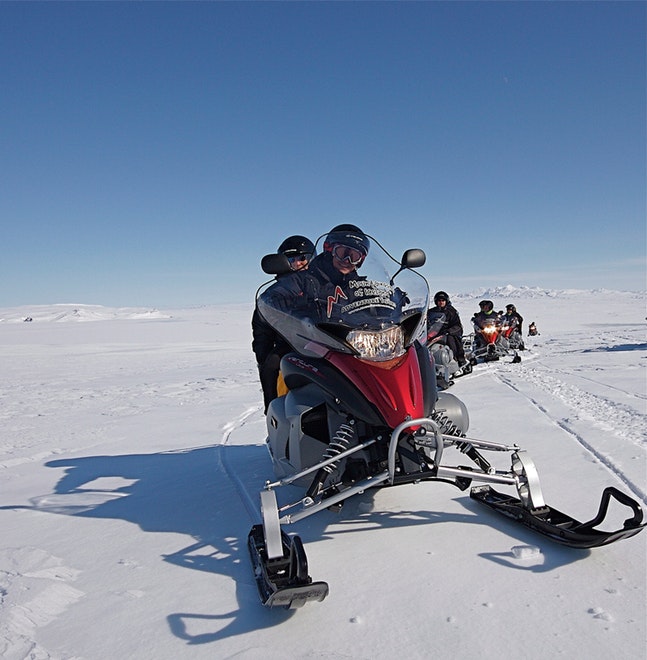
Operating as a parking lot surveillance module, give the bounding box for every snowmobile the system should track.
[425,311,472,386]
[470,316,522,363]
[249,235,645,609]
[425,310,461,389]
[500,314,525,351]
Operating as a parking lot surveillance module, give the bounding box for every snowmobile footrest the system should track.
[470,485,646,548]
[248,524,329,608]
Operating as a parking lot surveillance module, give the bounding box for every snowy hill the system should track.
[0,303,172,324]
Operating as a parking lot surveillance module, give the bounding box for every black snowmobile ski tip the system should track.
[248,524,329,608]
[470,485,646,548]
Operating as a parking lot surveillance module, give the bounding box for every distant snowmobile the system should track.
[528,321,540,336]
[425,310,468,389]
[469,314,522,364]
[249,233,645,609]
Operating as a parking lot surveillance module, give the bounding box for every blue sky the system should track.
[2,2,645,307]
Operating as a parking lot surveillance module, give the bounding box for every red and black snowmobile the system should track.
[470,307,522,363]
[249,235,645,609]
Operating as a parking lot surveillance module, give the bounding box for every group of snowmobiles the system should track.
[249,229,645,609]
[427,300,527,391]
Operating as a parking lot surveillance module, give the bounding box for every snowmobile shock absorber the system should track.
[431,410,464,437]
[305,421,356,499]
[457,441,493,474]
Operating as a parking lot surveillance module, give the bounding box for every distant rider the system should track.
[427,291,470,375]
[471,300,500,350]
[252,235,316,413]
[501,304,524,336]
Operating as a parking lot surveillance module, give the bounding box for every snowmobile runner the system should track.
[249,233,645,609]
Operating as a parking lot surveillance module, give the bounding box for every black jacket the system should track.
[261,252,366,323]
[502,311,523,333]
[471,310,500,329]
[251,272,306,366]
[427,303,463,337]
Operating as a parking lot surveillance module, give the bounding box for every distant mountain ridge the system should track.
[451,284,645,302]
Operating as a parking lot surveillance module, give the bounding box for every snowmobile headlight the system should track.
[346,326,405,362]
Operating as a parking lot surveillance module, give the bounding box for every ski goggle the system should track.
[286,253,311,268]
[332,244,365,266]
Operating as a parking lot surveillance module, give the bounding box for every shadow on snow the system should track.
[2,443,590,644]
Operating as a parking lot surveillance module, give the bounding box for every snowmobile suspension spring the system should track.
[431,411,464,437]
[321,423,356,474]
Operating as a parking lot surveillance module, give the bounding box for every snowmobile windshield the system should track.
[426,311,446,341]
[257,235,429,361]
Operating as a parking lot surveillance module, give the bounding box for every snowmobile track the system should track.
[216,406,261,523]
[494,369,647,506]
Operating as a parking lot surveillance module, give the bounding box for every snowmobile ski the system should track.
[248,524,329,608]
[470,485,646,548]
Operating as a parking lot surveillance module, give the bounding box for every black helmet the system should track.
[324,224,370,256]
[506,304,516,312]
[434,291,449,304]
[479,300,494,312]
[277,235,316,271]
[277,235,316,258]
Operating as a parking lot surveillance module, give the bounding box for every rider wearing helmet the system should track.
[277,235,317,272]
[260,224,371,325]
[501,303,524,336]
[252,235,316,412]
[318,223,370,277]
[471,300,501,349]
[427,291,469,373]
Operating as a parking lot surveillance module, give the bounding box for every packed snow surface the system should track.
[1,289,645,659]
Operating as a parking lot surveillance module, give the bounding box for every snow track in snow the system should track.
[497,367,646,449]
[217,406,262,523]
[495,367,647,504]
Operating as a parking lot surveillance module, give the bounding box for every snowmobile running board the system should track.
[470,485,646,548]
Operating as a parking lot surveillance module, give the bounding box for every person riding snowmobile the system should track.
[427,291,470,376]
[471,300,501,350]
[261,224,372,322]
[252,235,316,412]
[501,303,524,336]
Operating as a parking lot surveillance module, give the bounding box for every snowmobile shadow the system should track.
[290,488,590,575]
[7,444,299,642]
[9,442,590,640]
[584,342,647,353]
[478,546,590,573]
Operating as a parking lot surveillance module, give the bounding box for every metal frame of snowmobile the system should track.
[249,415,646,608]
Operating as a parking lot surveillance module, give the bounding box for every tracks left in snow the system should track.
[216,407,264,523]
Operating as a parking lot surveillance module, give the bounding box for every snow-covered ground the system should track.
[1,289,645,660]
